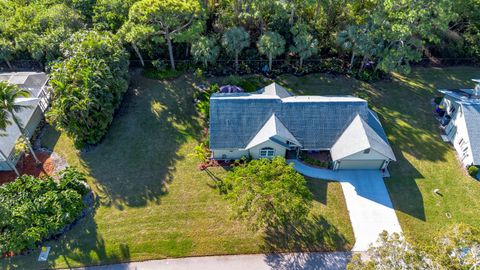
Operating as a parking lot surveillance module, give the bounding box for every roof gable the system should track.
[330,115,396,161]
[245,113,300,149]
[255,83,292,98]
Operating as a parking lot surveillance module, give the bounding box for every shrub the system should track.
[0,168,88,254]
[468,165,479,179]
[48,30,129,146]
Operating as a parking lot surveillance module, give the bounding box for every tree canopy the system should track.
[222,157,313,230]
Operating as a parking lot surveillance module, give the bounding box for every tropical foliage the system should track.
[257,31,286,71]
[0,167,88,254]
[191,36,219,67]
[222,157,313,230]
[0,0,479,76]
[47,30,129,146]
[348,224,480,270]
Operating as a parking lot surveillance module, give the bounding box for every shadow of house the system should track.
[78,74,202,209]
[384,149,426,221]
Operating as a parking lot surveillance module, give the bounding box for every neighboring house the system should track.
[209,83,396,170]
[0,72,50,171]
[438,79,480,167]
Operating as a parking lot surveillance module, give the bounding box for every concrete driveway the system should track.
[289,160,402,251]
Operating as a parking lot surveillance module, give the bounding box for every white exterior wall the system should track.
[448,107,474,166]
[340,149,388,161]
[333,149,389,170]
[212,136,288,160]
[249,140,287,159]
[212,149,249,160]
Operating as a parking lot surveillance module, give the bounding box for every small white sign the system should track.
[38,246,51,262]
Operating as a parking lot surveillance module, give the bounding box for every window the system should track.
[363,148,371,154]
[449,106,456,114]
[260,147,275,157]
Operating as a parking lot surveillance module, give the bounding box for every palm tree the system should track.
[0,109,19,175]
[0,81,41,165]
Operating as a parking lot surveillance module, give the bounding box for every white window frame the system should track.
[260,147,275,158]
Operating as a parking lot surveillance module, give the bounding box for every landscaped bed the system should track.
[0,150,67,184]
[0,168,89,257]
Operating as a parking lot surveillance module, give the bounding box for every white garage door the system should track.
[337,160,385,170]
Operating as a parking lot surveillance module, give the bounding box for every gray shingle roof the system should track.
[331,115,396,161]
[209,83,390,152]
[462,103,480,165]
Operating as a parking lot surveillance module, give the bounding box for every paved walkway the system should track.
[72,252,352,270]
[288,160,402,251]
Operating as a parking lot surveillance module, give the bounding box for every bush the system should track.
[48,30,129,146]
[468,165,479,179]
[299,152,331,168]
[0,168,88,254]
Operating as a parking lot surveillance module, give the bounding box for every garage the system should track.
[336,159,386,170]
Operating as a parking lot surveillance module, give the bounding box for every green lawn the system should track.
[1,72,353,269]
[276,67,480,246]
[4,66,480,269]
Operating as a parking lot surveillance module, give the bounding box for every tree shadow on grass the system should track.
[1,201,131,270]
[77,74,202,209]
[261,215,349,253]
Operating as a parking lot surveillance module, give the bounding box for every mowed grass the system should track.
[1,72,353,269]
[276,66,480,246]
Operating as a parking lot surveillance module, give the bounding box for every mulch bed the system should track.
[0,151,59,184]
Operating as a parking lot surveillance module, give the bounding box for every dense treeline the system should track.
[1,0,480,144]
[0,0,479,76]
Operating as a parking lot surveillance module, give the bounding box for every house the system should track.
[209,83,396,170]
[438,79,480,167]
[0,72,50,171]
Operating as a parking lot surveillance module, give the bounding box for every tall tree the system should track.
[290,23,318,68]
[221,26,250,72]
[93,0,138,32]
[223,157,312,230]
[348,232,439,269]
[191,36,219,67]
[257,31,286,71]
[0,38,14,70]
[127,0,202,70]
[0,81,41,165]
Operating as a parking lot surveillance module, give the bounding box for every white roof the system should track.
[0,72,48,162]
[331,115,396,161]
[245,113,301,149]
[0,98,40,161]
